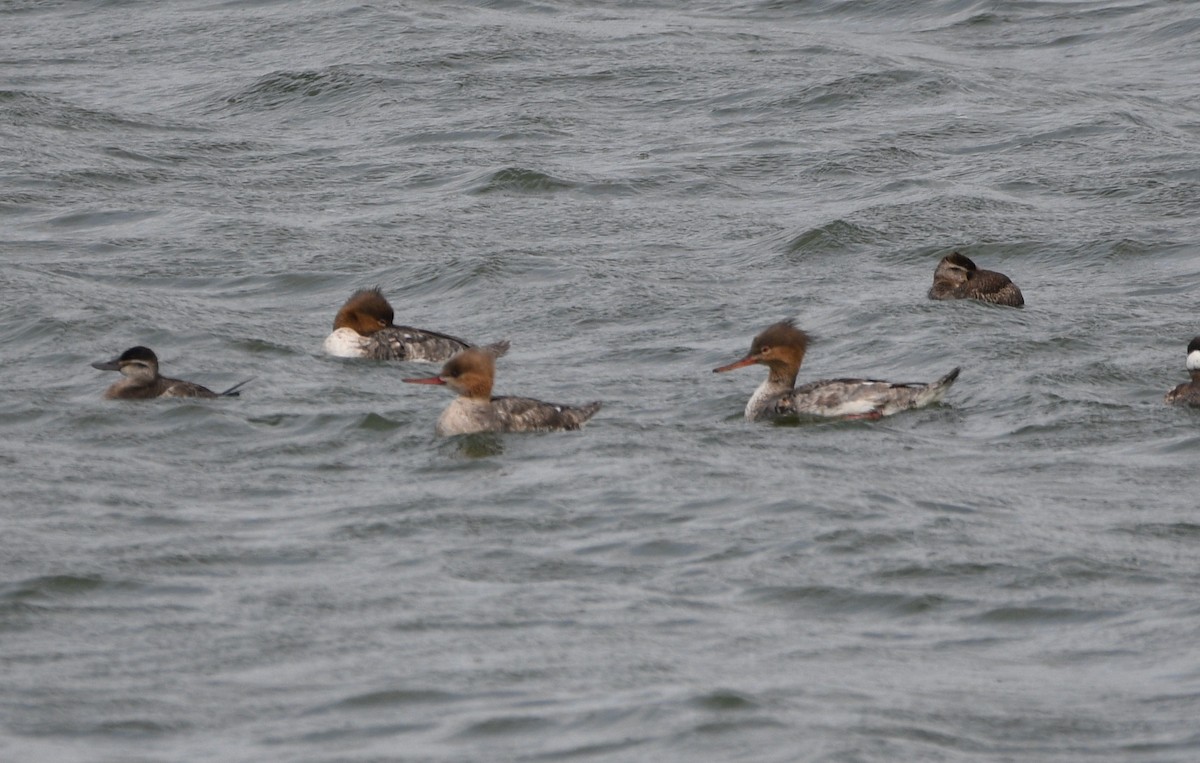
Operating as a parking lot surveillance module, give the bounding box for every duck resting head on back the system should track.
[928,252,1024,307]
[323,287,509,363]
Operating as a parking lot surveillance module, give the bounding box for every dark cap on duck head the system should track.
[92,345,158,371]
[942,251,977,270]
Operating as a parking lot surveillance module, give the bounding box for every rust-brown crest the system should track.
[750,319,810,358]
[333,287,395,333]
[440,347,496,399]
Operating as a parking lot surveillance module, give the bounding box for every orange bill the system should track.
[712,355,758,373]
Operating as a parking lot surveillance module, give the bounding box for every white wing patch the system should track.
[824,396,880,416]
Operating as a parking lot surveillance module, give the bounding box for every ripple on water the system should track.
[466,166,577,195]
[966,603,1118,626]
[317,687,459,712]
[747,585,953,618]
[455,714,555,739]
[214,67,396,118]
[783,219,880,258]
[2,573,111,599]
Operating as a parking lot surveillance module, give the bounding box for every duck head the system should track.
[713,319,809,386]
[92,345,160,384]
[403,347,495,400]
[332,287,395,335]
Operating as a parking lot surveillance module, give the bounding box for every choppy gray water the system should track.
[4,1,1200,760]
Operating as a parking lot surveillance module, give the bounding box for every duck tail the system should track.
[920,367,960,405]
[219,378,254,397]
[481,340,510,358]
[571,401,603,426]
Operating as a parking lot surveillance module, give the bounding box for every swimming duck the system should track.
[323,287,509,362]
[713,320,959,421]
[1164,336,1200,406]
[403,347,601,435]
[928,252,1024,307]
[92,346,249,400]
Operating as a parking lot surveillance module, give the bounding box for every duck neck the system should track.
[745,365,797,420]
[461,377,493,401]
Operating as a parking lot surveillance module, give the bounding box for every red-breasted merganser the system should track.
[403,347,601,435]
[323,287,509,362]
[928,252,1024,306]
[92,346,250,400]
[1164,336,1200,406]
[713,320,959,421]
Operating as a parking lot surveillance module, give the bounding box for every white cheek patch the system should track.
[122,361,152,379]
[1187,349,1200,371]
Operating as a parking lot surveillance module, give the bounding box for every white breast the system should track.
[435,398,492,436]
[323,328,367,358]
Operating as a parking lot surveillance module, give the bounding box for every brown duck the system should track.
[928,252,1023,307]
[1165,336,1200,406]
[92,346,249,400]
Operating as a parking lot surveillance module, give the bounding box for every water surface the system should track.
[3,1,1200,760]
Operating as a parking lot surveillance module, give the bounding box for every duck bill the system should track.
[712,355,758,373]
[402,376,446,385]
[91,358,121,371]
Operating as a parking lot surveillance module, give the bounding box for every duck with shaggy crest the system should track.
[928,252,1024,306]
[1164,336,1200,406]
[92,346,250,400]
[713,320,959,421]
[403,347,601,435]
[323,287,509,362]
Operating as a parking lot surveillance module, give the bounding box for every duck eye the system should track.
[759,345,771,355]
